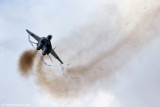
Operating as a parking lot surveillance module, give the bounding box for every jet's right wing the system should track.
[50,49,63,64]
[26,29,41,41]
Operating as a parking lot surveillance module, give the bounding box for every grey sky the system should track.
[0,0,101,107]
[0,0,160,107]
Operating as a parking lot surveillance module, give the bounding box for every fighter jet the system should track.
[26,29,63,64]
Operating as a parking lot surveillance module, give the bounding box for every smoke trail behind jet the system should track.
[18,0,160,103]
[18,50,37,76]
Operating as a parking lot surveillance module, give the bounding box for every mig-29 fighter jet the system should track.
[26,29,63,64]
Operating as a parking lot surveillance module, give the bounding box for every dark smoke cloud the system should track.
[18,50,37,76]
[18,1,160,102]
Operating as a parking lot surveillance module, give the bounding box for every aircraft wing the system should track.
[26,29,41,41]
[50,49,63,64]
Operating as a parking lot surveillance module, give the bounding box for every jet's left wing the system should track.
[50,49,63,64]
[26,29,41,41]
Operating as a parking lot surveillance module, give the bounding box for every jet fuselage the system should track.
[37,35,52,55]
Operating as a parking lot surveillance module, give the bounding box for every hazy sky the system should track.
[0,0,102,106]
[0,0,160,107]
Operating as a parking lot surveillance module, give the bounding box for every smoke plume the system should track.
[18,50,37,76]
[18,0,160,102]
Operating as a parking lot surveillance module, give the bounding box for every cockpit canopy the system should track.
[47,35,52,40]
